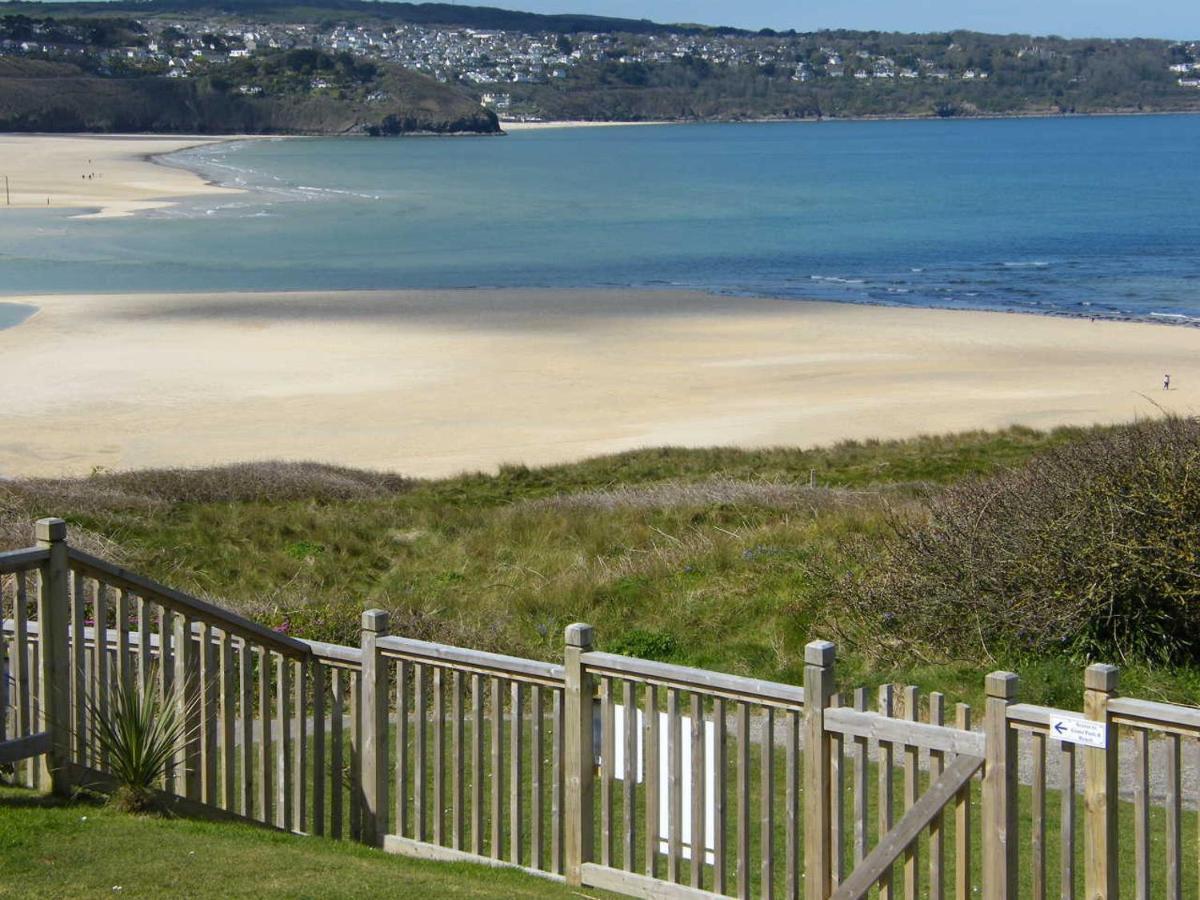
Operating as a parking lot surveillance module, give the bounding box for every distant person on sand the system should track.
[1165,374,1171,390]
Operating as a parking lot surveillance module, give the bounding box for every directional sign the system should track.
[1049,715,1107,748]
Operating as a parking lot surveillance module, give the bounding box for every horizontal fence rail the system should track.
[5,520,1200,899]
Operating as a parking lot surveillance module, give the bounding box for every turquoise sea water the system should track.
[1,116,1198,321]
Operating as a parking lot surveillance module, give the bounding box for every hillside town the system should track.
[4,14,1199,97]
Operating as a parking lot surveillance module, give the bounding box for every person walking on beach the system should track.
[1164,373,1171,391]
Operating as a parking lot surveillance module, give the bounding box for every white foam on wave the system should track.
[1149,312,1200,322]
[295,185,382,201]
[810,275,866,285]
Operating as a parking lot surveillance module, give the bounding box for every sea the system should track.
[2,114,1199,322]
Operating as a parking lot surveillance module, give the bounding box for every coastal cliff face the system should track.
[0,57,500,135]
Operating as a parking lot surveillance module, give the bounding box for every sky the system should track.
[501,0,1200,40]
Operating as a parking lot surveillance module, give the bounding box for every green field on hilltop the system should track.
[3,420,1198,711]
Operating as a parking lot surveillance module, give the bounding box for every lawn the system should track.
[0,784,594,898]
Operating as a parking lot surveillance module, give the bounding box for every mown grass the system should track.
[4,423,1197,709]
[7,730,1198,900]
[0,784,591,898]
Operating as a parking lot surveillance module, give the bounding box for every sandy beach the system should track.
[0,134,240,218]
[0,288,1196,478]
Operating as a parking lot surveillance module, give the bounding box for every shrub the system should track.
[83,668,197,813]
[831,416,1200,666]
[605,628,679,661]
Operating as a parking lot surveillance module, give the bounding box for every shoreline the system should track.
[501,107,1200,129]
[0,133,244,218]
[144,134,270,193]
[4,266,1196,331]
[500,119,674,130]
[1,288,1198,479]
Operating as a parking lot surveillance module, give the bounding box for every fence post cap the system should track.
[984,671,1019,699]
[1084,663,1119,692]
[564,622,594,649]
[361,608,390,634]
[35,517,67,543]
[805,640,836,667]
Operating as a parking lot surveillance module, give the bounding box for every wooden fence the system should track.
[3,518,1200,898]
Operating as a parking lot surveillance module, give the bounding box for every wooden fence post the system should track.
[982,671,1018,900]
[360,608,390,847]
[804,640,836,900]
[35,518,71,795]
[564,622,595,888]
[1083,663,1119,900]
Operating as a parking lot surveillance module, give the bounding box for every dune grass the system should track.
[4,423,1194,710]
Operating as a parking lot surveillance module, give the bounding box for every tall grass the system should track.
[6,422,1188,708]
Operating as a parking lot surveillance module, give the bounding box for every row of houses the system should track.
[5,17,1199,95]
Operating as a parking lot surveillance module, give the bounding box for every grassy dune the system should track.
[3,423,1194,709]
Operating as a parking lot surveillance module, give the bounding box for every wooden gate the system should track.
[816,677,986,900]
[804,645,1021,900]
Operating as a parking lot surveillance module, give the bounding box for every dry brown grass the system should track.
[522,477,881,513]
[4,461,410,513]
[0,461,413,556]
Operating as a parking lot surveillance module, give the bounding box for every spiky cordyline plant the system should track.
[83,666,198,813]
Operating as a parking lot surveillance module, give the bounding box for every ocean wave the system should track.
[810,275,866,285]
[294,185,383,200]
[1149,312,1200,323]
[1002,260,1051,268]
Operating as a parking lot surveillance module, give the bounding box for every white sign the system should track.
[610,704,716,864]
[1049,715,1107,748]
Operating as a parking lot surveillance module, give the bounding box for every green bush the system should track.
[832,416,1200,665]
[605,628,679,661]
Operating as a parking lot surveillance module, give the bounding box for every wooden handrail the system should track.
[580,650,805,708]
[66,547,312,659]
[1005,702,1078,730]
[301,637,363,667]
[825,706,986,756]
[376,634,563,686]
[0,546,49,574]
[1108,696,1200,735]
